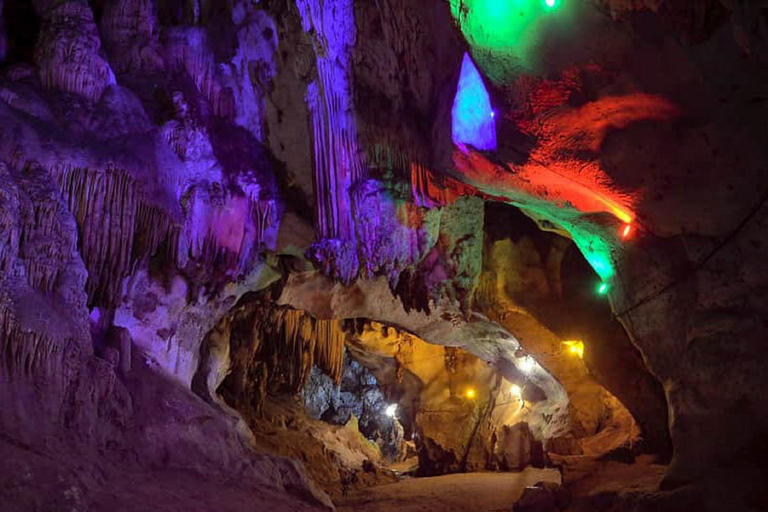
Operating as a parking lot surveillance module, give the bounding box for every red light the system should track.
[621,224,632,239]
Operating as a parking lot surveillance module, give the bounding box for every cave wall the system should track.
[478,202,671,456]
[443,1,768,507]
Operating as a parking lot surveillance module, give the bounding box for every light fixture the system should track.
[544,0,556,7]
[385,404,397,418]
[465,388,476,399]
[519,356,535,374]
[621,223,633,239]
[562,340,584,359]
[597,282,609,295]
[511,384,522,398]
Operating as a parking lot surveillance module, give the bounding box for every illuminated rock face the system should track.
[452,53,496,151]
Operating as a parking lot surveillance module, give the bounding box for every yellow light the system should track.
[511,384,522,398]
[562,340,584,359]
[465,388,476,399]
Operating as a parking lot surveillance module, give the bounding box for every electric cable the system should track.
[614,183,768,318]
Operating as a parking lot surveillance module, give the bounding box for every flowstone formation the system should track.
[1,0,767,511]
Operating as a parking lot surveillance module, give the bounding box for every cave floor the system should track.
[336,467,561,512]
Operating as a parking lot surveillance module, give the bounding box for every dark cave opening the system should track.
[482,201,672,459]
[1,0,40,65]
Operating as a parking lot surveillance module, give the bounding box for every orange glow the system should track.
[449,93,683,225]
[451,146,636,224]
[562,340,584,358]
[410,162,483,208]
[465,388,476,399]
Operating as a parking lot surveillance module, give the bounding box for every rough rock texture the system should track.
[1,1,330,509]
[302,356,405,462]
[477,203,668,456]
[279,273,571,441]
[345,320,551,475]
[2,0,768,509]
[443,2,768,508]
[35,1,116,101]
[513,481,570,512]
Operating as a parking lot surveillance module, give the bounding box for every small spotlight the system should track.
[385,404,397,418]
[465,388,476,399]
[597,282,609,295]
[511,384,522,398]
[621,223,633,239]
[544,0,556,7]
[562,340,584,359]
[490,110,496,118]
[519,356,535,374]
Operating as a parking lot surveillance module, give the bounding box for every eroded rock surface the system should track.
[1,0,767,510]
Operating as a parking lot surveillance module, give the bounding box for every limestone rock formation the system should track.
[1,0,767,510]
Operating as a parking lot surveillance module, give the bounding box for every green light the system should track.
[450,0,568,83]
[597,282,609,295]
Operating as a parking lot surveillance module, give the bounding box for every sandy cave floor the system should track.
[335,468,562,512]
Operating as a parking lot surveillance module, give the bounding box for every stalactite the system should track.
[51,165,173,307]
[52,161,273,305]
[410,162,484,209]
[314,317,345,386]
[132,202,172,264]
[297,0,366,241]
[99,0,164,74]
[251,199,273,247]
[34,1,116,102]
[244,305,346,400]
[164,27,234,120]
[54,165,136,306]
[365,143,414,176]
[0,304,67,383]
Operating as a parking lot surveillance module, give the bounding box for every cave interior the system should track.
[1,0,767,511]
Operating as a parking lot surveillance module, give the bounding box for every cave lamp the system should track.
[562,340,584,359]
[519,356,535,374]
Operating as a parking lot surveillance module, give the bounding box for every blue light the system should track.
[452,53,497,151]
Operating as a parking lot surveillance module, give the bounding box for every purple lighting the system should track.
[451,53,497,151]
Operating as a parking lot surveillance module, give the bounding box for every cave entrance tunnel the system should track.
[205,203,671,495]
[481,201,672,458]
